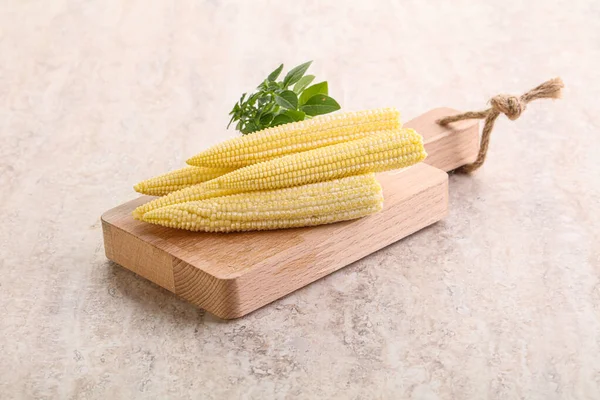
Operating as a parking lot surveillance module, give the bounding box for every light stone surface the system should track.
[1,1,599,399]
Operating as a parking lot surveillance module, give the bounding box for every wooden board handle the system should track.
[404,107,480,173]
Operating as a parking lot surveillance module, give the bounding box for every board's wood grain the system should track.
[103,212,175,291]
[101,108,480,319]
[172,259,238,316]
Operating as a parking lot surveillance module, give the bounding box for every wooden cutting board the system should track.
[101,108,479,319]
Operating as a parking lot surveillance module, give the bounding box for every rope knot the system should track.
[490,94,525,120]
[435,77,564,173]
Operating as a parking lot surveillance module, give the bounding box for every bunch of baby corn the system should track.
[133,108,427,232]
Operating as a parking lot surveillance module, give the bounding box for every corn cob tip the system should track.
[132,205,148,221]
[132,166,234,196]
[141,208,167,224]
[405,128,427,162]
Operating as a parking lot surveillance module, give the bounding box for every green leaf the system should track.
[274,90,298,110]
[247,92,260,104]
[293,75,315,94]
[299,81,328,105]
[267,81,281,91]
[271,114,295,127]
[268,64,284,81]
[227,115,236,129]
[283,109,306,121]
[282,61,312,87]
[262,101,277,115]
[242,121,259,134]
[300,94,340,116]
[259,113,274,125]
[258,96,269,107]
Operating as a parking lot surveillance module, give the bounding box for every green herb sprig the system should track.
[228,61,341,135]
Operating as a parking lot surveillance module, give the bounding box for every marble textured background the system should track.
[1,0,599,399]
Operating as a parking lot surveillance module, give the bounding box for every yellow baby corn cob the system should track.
[134,166,234,196]
[132,128,425,219]
[187,108,401,168]
[142,174,383,232]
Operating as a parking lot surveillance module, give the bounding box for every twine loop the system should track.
[437,77,564,174]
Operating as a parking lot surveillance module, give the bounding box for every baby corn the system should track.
[132,128,426,219]
[142,174,383,232]
[186,108,401,168]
